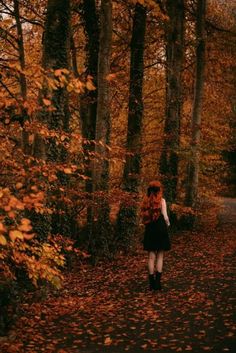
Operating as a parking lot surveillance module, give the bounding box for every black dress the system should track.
[143,214,171,251]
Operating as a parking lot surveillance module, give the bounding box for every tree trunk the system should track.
[80,0,99,142]
[13,0,30,154]
[42,0,71,132]
[185,0,206,208]
[33,0,71,161]
[159,0,185,204]
[33,0,71,238]
[116,3,147,250]
[13,0,27,99]
[80,0,99,225]
[90,0,112,258]
[93,0,112,191]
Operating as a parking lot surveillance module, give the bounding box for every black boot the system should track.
[148,274,156,291]
[155,271,162,290]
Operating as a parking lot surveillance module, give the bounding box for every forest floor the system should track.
[0,199,236,353]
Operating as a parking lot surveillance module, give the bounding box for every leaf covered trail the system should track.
[1,224,235,353]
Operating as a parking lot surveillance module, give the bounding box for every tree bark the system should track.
[13,0,27,100]
[124,3,147,194]
[185,0,206,207]
[93,0,112,192]
[13,0,30,154]
[80,0,99,225]
[32,0,72,240]
[90,0,112,258]
[42,0,71,132]
[33,0,71,161]
[80,0,99,142]
[116,3,147,249]
[159,0,185,204]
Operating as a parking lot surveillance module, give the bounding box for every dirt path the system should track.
[1,201,236,353]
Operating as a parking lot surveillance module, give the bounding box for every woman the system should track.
[141,180,171,291]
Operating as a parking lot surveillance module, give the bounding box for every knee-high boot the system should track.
[148,274,156,290]
[155,271,162,290]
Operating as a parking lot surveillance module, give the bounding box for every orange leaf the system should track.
[18,224,33,232]
[104,336,112,345]
[16,182,23,189]
[64,168,72,174]
[54,69,62,77]
[23,233,35,240]
[106,73,116,81]
[0,234,7,245]
[9,230,24,241]
[86,80,96,91]
[43,98,51,106]
[21,218,31,225]
[0,222,6,232]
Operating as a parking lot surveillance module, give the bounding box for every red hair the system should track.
[141,181,163,224]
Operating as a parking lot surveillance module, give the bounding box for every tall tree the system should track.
[116,3,147,249]
[33,0,71,160]
[90,0,112,257]
[32,0,71,237]
[13,0,27,100]
[159,0,185,204]
[185,0,206,207]
[80,0,99,142]
[80,0,99,224]
[13,0,30,153]
[42,0,71,132]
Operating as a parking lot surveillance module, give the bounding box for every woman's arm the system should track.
[161,198,170,226]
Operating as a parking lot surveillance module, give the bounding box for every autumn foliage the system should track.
[0,0,235,342]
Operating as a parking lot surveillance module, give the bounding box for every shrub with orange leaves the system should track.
[0,187,65,288]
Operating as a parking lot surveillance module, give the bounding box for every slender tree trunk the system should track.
[159,0,185,204]
[124,3,147,194]
[185,0,206,208]
[80,0,99,225]
[116,3,147,249]
[13,0,27,99]
[13,0,30,154]
[90,0,112,258]
[80,0,99,142]
[93,0,112,192]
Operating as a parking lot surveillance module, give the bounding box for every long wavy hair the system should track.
[141,181,163,224]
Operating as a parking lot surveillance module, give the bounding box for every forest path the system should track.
[218,197,236,226]
[1,199,236,353]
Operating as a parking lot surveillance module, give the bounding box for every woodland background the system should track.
[0,0,235,339]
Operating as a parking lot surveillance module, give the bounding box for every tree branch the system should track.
[0,78,20,103]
